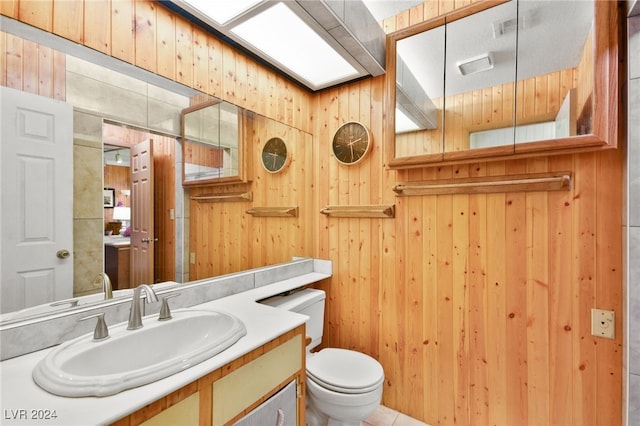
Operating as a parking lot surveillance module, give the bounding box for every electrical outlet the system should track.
[190,252,196,265]
[591,309,615,339]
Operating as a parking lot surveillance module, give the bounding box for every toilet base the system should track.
[327,419,362,426]
[306,399,328,426]
[305,393,367,426]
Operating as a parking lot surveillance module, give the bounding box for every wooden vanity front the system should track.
[111,325,306,426]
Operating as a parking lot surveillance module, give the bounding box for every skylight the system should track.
[169,0,385,91]
[230,3,359,89]
[395,108,421,134]
[181,0,262,25]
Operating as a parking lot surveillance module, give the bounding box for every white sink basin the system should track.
[32,309,246,397]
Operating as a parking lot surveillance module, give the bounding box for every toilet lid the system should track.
[306,348,384,394]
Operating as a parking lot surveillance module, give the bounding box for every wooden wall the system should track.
[184,142,224,168]
[188,114,314,279]
[1,1,624,425]
[314,1,621,424]
[104,164,130,224]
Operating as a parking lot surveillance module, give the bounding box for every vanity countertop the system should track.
[0,272,328,425]
[103,236,130,247]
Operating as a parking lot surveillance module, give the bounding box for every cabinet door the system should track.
[442,1,517,158]
[233,380,297,426]
[211,334,302,425]
[140,392,199,426]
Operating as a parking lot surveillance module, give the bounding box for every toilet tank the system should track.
[261,288,325,351]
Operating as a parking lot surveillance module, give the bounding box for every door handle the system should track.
[141,237,159,243]
[56,249,71,259]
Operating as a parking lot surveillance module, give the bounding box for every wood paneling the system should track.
[1,1,623,425]
[188,114,313,279]
[183,142,223,168]
[104,164,130,225]
[0,32,65,99]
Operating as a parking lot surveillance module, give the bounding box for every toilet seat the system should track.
[306,348,384,394]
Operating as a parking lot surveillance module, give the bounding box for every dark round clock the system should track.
[331,121,371,165]
[261,137,290,173]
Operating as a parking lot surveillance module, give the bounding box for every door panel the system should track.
[130,139,154,286]
[1,86,74,313]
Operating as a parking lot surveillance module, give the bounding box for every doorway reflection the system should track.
[103,142,132,290]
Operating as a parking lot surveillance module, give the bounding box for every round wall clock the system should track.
[261,137,290,173]
[331,121,371,165]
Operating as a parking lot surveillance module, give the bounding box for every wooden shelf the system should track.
[393,172,572,196]
[320,205,395,218]
[246,207,298,217]
[191,192,253,202]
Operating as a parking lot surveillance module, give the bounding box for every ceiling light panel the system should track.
[230,2,359,89]
[178,0,263,25]
[456,53,494,76]
[168,0,386,91]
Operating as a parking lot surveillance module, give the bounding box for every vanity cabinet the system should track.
[105,244,131,290]
[111,325,305,426]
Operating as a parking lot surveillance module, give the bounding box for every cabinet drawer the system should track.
[211,334,302,425]
[233,379,297,426]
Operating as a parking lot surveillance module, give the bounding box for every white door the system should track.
[130,139,154,286]
[1,86,74,313]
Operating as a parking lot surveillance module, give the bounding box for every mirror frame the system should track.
[385,0,620,169]
[181,99,251,186]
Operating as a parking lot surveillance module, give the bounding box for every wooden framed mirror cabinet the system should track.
[385,0,621,169]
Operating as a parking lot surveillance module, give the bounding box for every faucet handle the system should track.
[80,312,109,341]
[158,293,180,321]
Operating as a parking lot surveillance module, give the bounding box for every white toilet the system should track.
[262,288,384,426]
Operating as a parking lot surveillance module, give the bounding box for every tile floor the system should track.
[364,405,429,426]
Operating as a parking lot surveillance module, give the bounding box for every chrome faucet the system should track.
[94,273,113,300]
[127,284,158,330]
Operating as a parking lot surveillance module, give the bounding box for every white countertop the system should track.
[103,236,130,247]
[0,273,328,425]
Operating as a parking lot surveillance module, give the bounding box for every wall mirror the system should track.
[0,38,191,324]
[182,99,251,186]
[387,0,618,168]
[0,15,307,326]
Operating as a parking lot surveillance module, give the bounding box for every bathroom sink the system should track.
[32,309,247,397]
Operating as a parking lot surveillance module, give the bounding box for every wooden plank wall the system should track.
[188,114,314,279]
[0,29,65,98]
[313,1,619,424]
[104,164,130,224]
[184,142,224,168]
[1,1,624,425]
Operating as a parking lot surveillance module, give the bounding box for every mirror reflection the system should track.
[0,21,194,322]
[182,100,244,185]
[443,1,517,154]
[394,0,594,159]
[395,24,445,158]
[1,18,310,325]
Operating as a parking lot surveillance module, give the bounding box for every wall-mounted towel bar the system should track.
[394,172,572,196]
[191,192,253,202]
[320,205,395,218]
[246,207,299,217]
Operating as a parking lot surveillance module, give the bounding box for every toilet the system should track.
[261,288,384,426]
